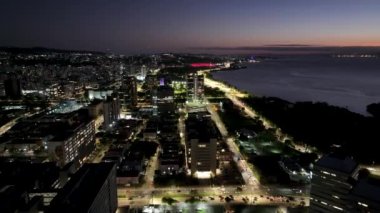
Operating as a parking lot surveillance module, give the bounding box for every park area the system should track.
[215,98,315,185]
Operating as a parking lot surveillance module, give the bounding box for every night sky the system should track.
[1,0,380,54]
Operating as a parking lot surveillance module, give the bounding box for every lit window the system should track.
[332,206,343,211]
[358,202,368,207]
[198,144,206,148]
[322,171,330,175]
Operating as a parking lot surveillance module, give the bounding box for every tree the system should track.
[357,168,370,180]
[284,139,293,147]
[162,196,177,205]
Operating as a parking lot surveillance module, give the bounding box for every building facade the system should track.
[121,76,137,109]
[190,138,217,176]
[44,119,95,167]
[310,154,359,212]
[103,94,120,128]
[186,112,218,177]
[186,73,204,103]
[0,109,96,167]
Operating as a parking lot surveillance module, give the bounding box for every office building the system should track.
[144,74,157,91]
[159,142,183,175]
[186,112,218,177]
[186,73,204,103]
[310,154,359,212]
[190,138,217,177]
[48,163,117,213]
[0,109,96,167]
[103,94,120,128]
[121,76,137,108]
[154,85,175,114]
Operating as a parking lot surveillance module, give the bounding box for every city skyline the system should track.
[1,0,380,54]
[1,1,380,212]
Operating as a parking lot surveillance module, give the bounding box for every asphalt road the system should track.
[206,103,258,186]
[117,184,309,207]
[204,76,310,153]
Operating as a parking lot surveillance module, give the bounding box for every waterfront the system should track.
[213,56,380,115]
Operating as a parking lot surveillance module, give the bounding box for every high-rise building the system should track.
[186,112,218,177]
[154,85,175,114]
[48,163,117,213]
[310,154,359,212]
[190,138,217,177]
[121,76,137,109]
[144,74,157,91]
[103,94,120,128]
[50,118,96,167]
[4,77,22,99]
[186,73,204,103]
[136,65,148,81]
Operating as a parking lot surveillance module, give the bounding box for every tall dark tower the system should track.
[121,76,137,109]
[4,76,22,99]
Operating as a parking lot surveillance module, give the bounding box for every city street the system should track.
[117,185,309,208]
[116,98,310,209]
[206,103,258,186]
[143,148,159,189]
[178,107,189,169]
[117,76,313,209]
[204,76,311,153]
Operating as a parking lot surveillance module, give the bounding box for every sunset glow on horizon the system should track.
[1,0,380,54]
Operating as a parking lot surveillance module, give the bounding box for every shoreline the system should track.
[203,68,380,164]
[207,65,375,117]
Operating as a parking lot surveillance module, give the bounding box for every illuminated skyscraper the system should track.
[186,73,204,103]
[103,94,120,128]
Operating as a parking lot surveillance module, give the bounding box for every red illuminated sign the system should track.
[190,63,215,68]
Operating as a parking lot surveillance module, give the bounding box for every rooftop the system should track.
[316,153,358,174]
[186,112,219,141]
[0,109,92,144]
[351,176,380,203]
[48,163,115,213]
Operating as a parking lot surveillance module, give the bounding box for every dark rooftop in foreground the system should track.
[316,153,358,174]
[351,176,380,203]
[48,163,116,213]
[186,112,219,141]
